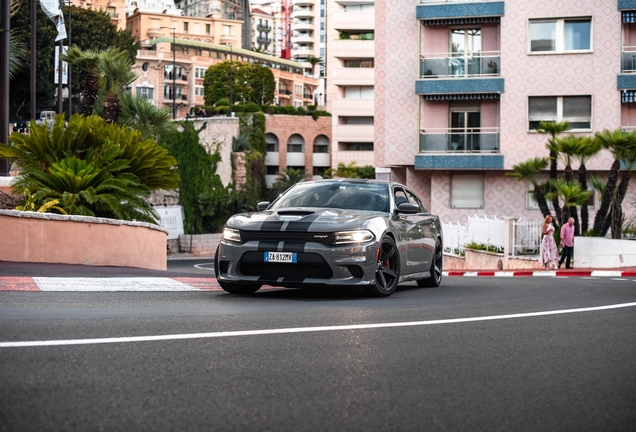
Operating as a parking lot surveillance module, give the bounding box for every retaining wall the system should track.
[574,236,636,268]
[179,233,222,256]
[0,210,168,270]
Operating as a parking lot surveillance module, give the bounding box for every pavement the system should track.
[2,257,636,292]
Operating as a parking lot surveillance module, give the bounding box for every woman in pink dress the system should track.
[540,215,559,270]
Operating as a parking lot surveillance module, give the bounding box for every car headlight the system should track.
[223,227,242,243]
[334,230,375,244]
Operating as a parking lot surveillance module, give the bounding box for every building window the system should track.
[344,59,374,68]
[266,166,279,175]
[344,86,374,99]
[224,25,231,35]
[529,18,591,53]
[141,62,150,72]
[136,86,154,100]
[451,175,484,209]
[195,86,205,96]
[528,96,592,130]
[195,67,206,78]
[206,24,211,34]
[184,22,189,33]
[341,142,373,151]
[107,6,116,17]
[313,135,329,153]
[287,135,304,152]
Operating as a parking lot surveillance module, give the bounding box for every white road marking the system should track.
[2,302,635,348]
[611,278,628,281]
[32,277,199,292]
[193,263,215,271]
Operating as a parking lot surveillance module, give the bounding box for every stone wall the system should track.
[0,210,168,270]
[190,117,239,187]
[179,233,222,257]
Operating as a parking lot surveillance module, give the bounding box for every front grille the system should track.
[240,230,335,246]
[239,251,333,279]
[240,263,333,279]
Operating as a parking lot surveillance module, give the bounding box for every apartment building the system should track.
[70,0,129,29]
[291,0,320,67]
[325,0,375,169]
[373,0,636,224]
[250,8,274,53]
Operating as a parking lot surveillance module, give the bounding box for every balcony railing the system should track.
[257,36,271,43]
[622,47,636,73]
[420,52,500,78]
[303,93,314,99]
[419,128,500,152]
[164,73,187,81]
[279,89,292,95]
[256,24,271,32]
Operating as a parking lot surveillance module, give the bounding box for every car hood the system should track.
[226,207,388,231]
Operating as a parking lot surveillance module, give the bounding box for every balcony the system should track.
[332,12,374,31]
[621,47,636,73]
[293,21,314,31]
[256,24,271,32]
[257,36,271,44]
[332,150,374,167]
[332,67,374,86]
[420,53,500,78]
[294,0,314,5]
[265,152,280,166]
[313,153,330,167]
[292,8,314,19]
[292,46,316,58]
[292,34,314,44]
[331,99,374,115]
[286,153,306,166]
[419,128,499,153]
[333,124,374,142]
[417,0,505,21]
[303,93,314,100]
[164,73,188,82]
[331,40,374,58]
[278,89,292,98]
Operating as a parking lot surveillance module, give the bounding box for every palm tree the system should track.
[305,56,323,78]
[604,131,636,237]
[335,162,359,178]
[506,157,552,220]
[117,93,175,141]
[274,168,307,193]
[592,129,636,235]
[538,121,571,224]
[61,46,104,116]
[97,50,138,123]
[9,0,27,79]
[575,137,602,233]
[545,179,592,235]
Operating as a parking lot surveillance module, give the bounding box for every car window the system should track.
[394,189,408,206]
[270,182,390,212]
[406,190,426,213]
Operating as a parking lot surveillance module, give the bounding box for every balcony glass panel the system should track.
[419,128,499,152]
[420,53,500,78]
[622,47,636,72]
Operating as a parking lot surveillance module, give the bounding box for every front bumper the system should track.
[217,239,380,287]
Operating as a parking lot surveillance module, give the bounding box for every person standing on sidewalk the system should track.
[559,217,575,269]
[540,215,559,269]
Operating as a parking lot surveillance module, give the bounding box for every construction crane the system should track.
[280,0,292,59]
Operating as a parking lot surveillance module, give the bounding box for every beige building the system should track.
[70,0,128,29]
[325,0,375,170]
[127,9,318,117]
[249,8,273,53]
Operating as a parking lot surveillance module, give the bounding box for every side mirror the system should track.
[396,203,419,214]
[257,201,270,212]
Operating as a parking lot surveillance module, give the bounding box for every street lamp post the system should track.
[228,45,233,118]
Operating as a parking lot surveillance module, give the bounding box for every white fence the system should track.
[442,216,542,256]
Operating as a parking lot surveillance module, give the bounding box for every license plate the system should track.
[264,252,297,263]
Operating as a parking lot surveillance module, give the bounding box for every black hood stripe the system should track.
[257,241,280,252]
[282,242,305,253]
[285,212,322,232]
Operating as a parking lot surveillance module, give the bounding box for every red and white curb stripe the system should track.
[442,270,636,278]
[1,271,634,292]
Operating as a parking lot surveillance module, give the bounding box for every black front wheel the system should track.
[364,236,400,297]
[417,239,443,288]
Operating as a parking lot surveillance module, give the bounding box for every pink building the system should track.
[375,0,636,224]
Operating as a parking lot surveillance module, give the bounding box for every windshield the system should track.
[270,182,390,212]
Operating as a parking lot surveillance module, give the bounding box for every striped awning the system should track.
[422,93,500,101]
[623,12,636,23]
[422,16,500,26]
[622,90,636,103]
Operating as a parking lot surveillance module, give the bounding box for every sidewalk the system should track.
[1,260,636,292]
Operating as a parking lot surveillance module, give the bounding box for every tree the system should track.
[335,162,359,178]
[9,1,140,118]
[118,92,175,141]
[274,168,307,191]
[574,137,602,233]
[9,0,28,79]
[592,129,636,236]
[203,61,275,107]
[545,179,592,235]
[506,157,552,219]
[0,115,179,223]
[305,56,323,77]
[538,121,571,224]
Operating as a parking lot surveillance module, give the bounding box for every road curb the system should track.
[443,270,636,278]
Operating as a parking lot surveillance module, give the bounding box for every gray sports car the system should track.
[215,179,443,297]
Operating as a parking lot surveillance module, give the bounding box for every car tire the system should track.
[417,239,443,288]
[215,246,261,294]
[364,235,400,297]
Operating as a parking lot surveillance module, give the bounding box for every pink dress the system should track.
[540,224,559,269]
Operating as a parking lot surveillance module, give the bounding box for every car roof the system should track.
[306,178,405,188]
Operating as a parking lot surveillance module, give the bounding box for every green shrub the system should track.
[215,106,229,115]
[307,105,317,112]
[311,110,332,121]
[244,102,261,112]
[296,106,306,115]
[215,98,230,107]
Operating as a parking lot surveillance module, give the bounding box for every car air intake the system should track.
[346,265,364,278]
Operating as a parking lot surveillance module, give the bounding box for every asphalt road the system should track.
[0,274,635,432]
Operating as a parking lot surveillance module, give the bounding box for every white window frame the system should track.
[195,67,206,79]
[528,95,592,132]
[195,86,205,96]
[528,17,592,55]
[451,175,484,209]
